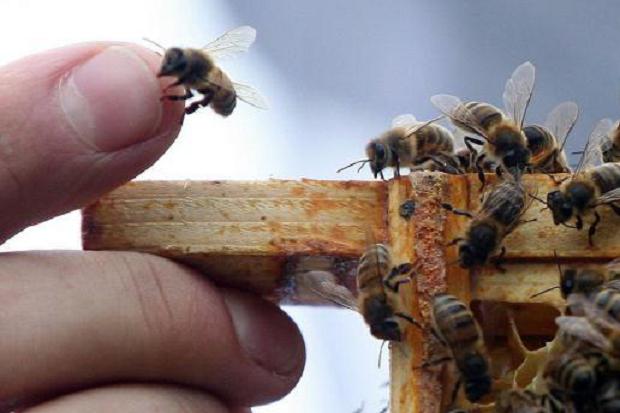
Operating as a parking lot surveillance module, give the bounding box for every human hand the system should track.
[0,43,305,412]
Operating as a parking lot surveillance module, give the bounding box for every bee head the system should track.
[461,354,491,401]
[370,320,402,341]
[560,268,578,298]
[502,146,531,174]
[458,224,497,268]
[365,297,401,341]
[547,190,573,225]
[158,48,188,77]
[366,142,389,178]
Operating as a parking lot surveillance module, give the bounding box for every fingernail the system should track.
[224,290,305,376]
[60,46,163,152]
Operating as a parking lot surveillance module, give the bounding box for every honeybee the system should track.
[430,293,492,403]
[531,259,620,301]
[597,378,620,413]
[338,114,455,179]
[601,120,620,163]
[524,101,579,173]
[556,289,620,357]
[494,389,550,413]
[431,61,535,184]
[443,178,532,270]
[155,26,268,116]
[543,118,620,246]
[302,234,418,342]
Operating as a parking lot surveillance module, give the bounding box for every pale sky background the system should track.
[1,1,620,412]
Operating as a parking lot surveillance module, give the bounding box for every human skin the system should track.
[0,43,305,412]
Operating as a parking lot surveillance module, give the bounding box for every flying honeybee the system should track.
[153,26,268,116]
[542,118,620,246]
[304,232,418,342]
[443,178,532,271]
[429,293,492,403]
[601,120,620,163]
[523,101,579,173]
[337,114,455,179]
[431,61,535,185]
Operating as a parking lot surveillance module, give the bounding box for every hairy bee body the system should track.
[366,122,454,178]
[602,123,620,163]
[597,378,620,413]
[524,124,571,173]
[549,163,620,230]
[495,389,557,413]
[456,179,527,268]
[357,243,406,341]
[431,293,492,402]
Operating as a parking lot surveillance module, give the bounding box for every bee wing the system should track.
[300,271,359,311]
[555,314,611,351]
[202,25,257,60]
[391,114,417,128]
[594,187,620,206]
[502,61,535,128]
[232,82,269,110]
[544,101,579,152]
[575,118,613,173]
[430,94,489,139]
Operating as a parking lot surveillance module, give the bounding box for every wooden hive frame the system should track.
[82,172,620,412]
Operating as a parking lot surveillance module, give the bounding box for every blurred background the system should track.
[1,1,619,412]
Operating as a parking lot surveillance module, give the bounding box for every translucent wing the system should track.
[298,270,359,311]
[575,118,614,173]
[391,113,417,128]
[594,187,620,206]
[555,315,611,351]
[430,94,489,139]
[544,101,579,152]
[502,61,535,128]
[232,82,269,110]
[202,25,257,60]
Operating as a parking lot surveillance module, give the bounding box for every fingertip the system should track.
[59,43,184,152]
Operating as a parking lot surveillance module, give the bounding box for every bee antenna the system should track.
[528,192,549,207]
[530,285,559,299]
[377,340,387,369]
[142,37,167,54]
[337,159,369,174]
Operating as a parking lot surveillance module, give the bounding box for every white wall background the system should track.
[1,1,620,412]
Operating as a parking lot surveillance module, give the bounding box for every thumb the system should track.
[0,42,184,241]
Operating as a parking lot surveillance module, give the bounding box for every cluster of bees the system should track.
[326,62,620,412]
[152,26,620,413]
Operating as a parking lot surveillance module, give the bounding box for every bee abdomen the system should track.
[464,101,504,130]
[357,244,391,289]
[591,163,620,194]
[415,125,454,156]
[594,289,620,321]
[554,357,597,395]
[432,294,480,346]
[483,181,526,227]
[211,88,237,117]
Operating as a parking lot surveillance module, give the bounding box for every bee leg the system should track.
[610,203,620,216]
[383,277,410,293]
[394,157,401,179]
[576,215,584,230]
[444,237,464,247]
[441,203,474,218]
[394,312,424,330]
[449,378,462,408]
[492,246,507,273]
[185,90,214,115]
[588,211,601,247]
[161,88,194,101]
[518,218,537,225]
[474,154,487,193]
[414,355,453,370]
[547,174,569,186]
